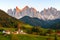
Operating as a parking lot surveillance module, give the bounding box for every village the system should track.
[1,27,60,37]
[2,28,26,35]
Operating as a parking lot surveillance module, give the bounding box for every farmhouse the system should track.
[3,30,10,34]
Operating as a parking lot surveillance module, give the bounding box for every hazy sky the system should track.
[0,0,60,12]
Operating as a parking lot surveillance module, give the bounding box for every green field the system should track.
[0,34,60,40]
[0,34,55,40]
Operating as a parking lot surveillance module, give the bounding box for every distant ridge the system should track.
[20,16,60,29]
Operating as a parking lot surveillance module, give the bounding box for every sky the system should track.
[0,0,60,12]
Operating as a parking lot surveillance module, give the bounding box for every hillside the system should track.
[20,16,60,29]
[0,9,32,28]
[0,9,21,28]
[20,16,49,28]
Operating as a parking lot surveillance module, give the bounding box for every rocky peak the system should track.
[30,7,37,13]
[16,6,21,13]
[43,8,47,14]
[22,6,29,11]
[49,7,57,11]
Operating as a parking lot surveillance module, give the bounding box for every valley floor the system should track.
[0,28,60,40]
[0,34,60,40]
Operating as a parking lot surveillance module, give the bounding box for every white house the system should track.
[2,30,10,34]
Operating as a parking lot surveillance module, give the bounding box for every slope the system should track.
[0,9,32,28]
[20,16,60,29]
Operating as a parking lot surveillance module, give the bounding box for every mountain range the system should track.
[1,6,60,29]
[0,6,60,29]
[7,6,60,20]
